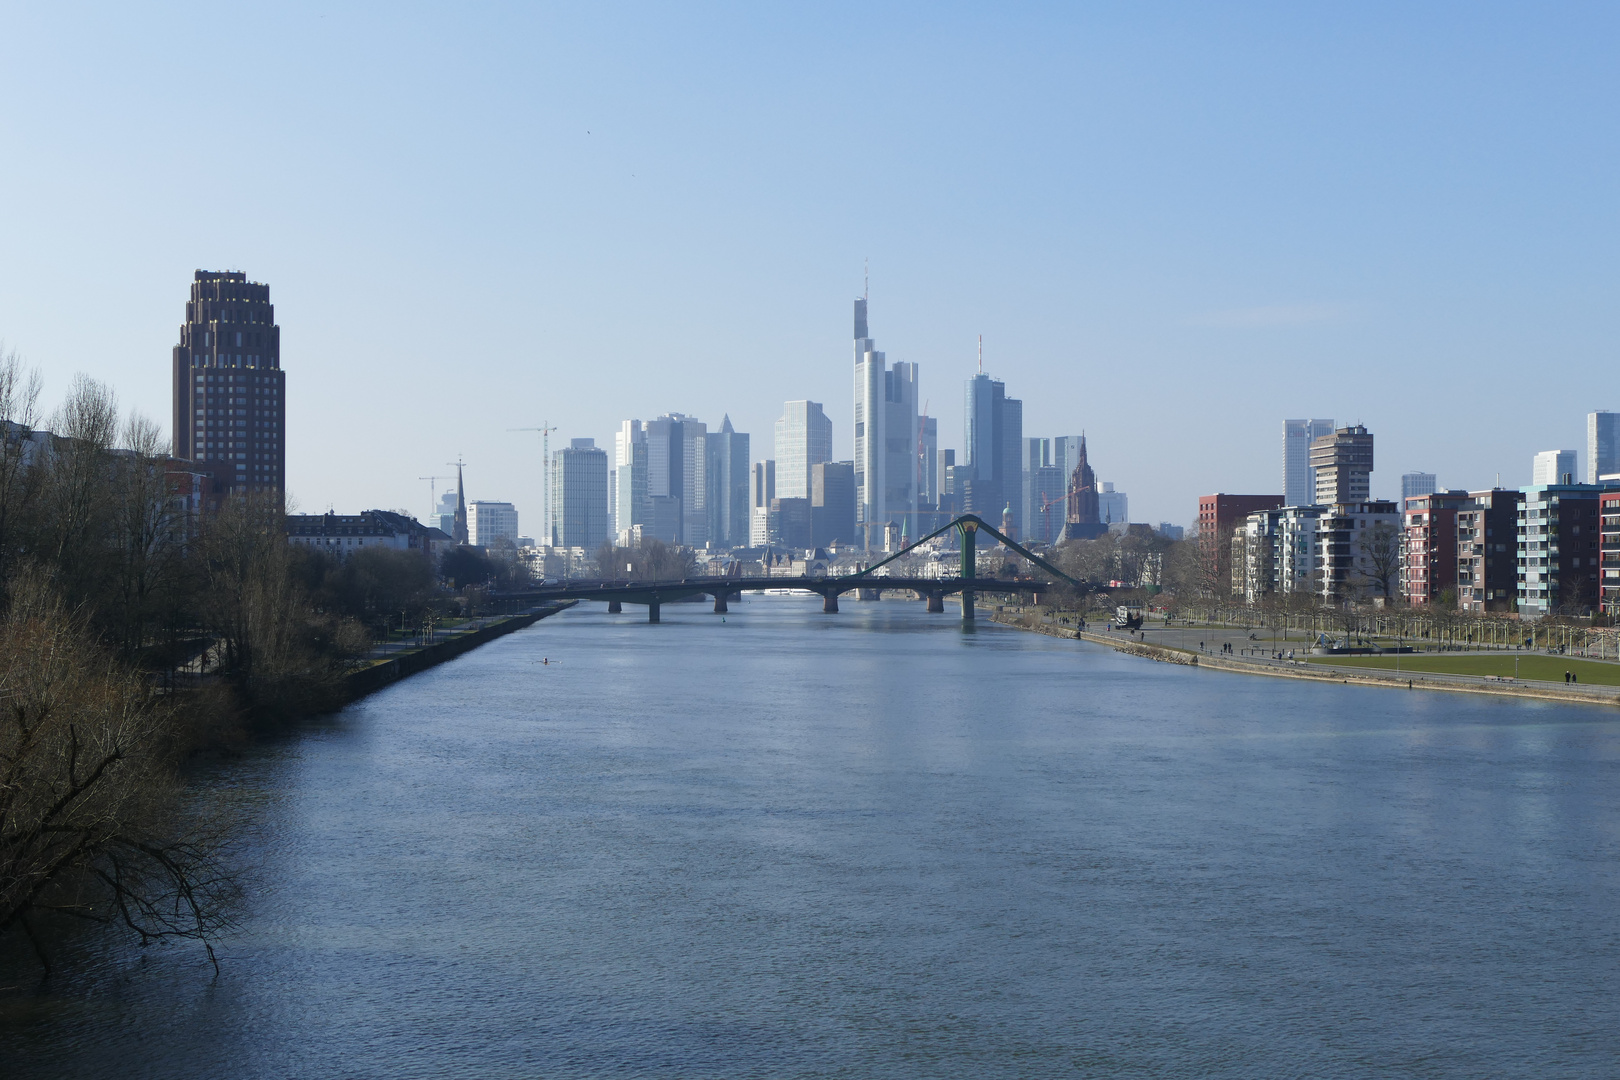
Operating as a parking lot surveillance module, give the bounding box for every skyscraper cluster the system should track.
[604,414,751,549]
[551,294,1127,559]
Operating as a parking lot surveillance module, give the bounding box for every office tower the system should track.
[853,298,884,541]
[550,438,609,550]
[172,269,286,500]
[919,417,938,506]
[614,420,648,542]
[885,360,921,531]
[852,298,921,544]
[1020,437,1071,545]
[1099,482,1128,525]
[998,394,1023,539]
[810,461,857,546]
[1050,436,1084,479]
[1401,472,1437,502]
[1589,411,1619,482]
[774,401,832,500]
[435,488,458,537]
[1029,467,1068,545]
[704,416,750,548]
[1283,419,1335,506]
[468,501,519,548]
[768,498,813,549]
[1021,439,1044,539]
[1531,449,1576,487]
[964,372,1022,534]
[644,413,707,545]
[750,460,775,546]
[1310,425,1374,505]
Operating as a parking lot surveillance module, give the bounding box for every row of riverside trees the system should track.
[0,353,472,973]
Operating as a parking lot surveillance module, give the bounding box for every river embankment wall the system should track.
[988,611,1620,708]
[343,601,576,702]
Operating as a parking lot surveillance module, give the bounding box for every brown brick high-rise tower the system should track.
[172,270,285,502]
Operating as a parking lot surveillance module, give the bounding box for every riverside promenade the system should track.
[993,609,1620,709]
[344,600,576,701]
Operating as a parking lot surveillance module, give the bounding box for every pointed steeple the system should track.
[452,461,469,545]
[1066,433,1100,526]
[721,414,735,434]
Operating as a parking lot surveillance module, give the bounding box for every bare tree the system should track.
[42,375,120,601]
[1360,521,1402,602]
[107,413,186,658]
[0,572,235,972]
[0,348,44,580]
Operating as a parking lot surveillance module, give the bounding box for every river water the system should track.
[4,594,1620,1078]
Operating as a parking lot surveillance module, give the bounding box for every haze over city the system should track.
[3,3,1616,526]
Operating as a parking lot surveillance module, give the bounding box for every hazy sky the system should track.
[2,3,1616,527]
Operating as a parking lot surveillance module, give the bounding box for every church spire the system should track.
[452,459,469,545]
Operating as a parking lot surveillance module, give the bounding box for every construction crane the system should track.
[509,423,558,545]
[1035,492,1068,544]
[418,475,455,524]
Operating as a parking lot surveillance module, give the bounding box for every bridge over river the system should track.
[494,514,1086,622]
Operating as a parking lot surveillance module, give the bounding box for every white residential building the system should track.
[468,500,520,548]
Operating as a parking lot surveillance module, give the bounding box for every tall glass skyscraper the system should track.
[1588,410,1619,482]
[851,296,921,546]
[1283,419,1334,506]
[551,439,609,549]
[964,371,1022,536]
[706,416,750,548]
[774,400,832,500]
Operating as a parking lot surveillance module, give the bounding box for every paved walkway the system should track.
[363,611,537,662]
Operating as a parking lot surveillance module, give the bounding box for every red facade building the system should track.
[1197,494,1285,597]
[1401,491,1473,607]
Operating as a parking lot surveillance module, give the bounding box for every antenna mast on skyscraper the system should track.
[864,257,868,302]
[978,335,983,374]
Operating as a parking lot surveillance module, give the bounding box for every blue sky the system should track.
[1,2,1615,526]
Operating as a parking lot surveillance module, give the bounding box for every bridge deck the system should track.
[495,575,1061,605]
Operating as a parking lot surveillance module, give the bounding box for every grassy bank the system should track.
[1307,652,1620,686]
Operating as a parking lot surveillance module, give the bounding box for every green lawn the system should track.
[1307,652,1620,686]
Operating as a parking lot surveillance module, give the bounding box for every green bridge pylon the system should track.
[847,514,1084,623]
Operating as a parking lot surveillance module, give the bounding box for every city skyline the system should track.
[4,6,1618,527]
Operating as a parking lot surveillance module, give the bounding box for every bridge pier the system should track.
[823,592,839,614]
[648,599,661,624]
[959,520,977,621]
[927,592,945,613]
[713,593,728,613]
[607,600,622,614]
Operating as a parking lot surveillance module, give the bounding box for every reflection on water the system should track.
[4,594,1619,1078]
